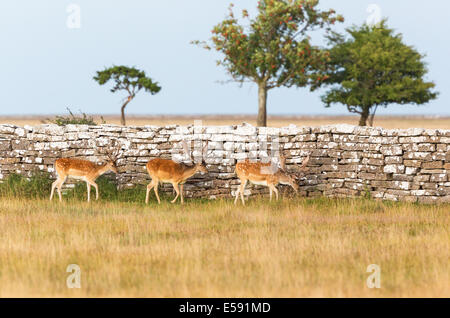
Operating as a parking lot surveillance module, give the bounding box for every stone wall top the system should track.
[1,123,449,136]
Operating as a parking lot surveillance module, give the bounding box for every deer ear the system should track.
[299,155,310,171]
[278,151,286,170]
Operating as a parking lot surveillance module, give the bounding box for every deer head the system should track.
[292,154,310,181]
[181,140,209,174]
[100,139,122,174]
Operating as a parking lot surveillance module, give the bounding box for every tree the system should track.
[194,0,343,127]
[319,21,438,126]
[93,66,161,125]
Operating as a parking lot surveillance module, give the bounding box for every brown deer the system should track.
[145,141,208,204]
[234,154,309,205]
[49,141,121,202]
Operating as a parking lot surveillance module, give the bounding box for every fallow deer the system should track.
[49,141,121,202]
[145,141,208,204]
[234,154,310,205]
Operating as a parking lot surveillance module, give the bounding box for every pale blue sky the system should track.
[0,0,448,116]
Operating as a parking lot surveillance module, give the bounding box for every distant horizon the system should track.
[1,113,449,118]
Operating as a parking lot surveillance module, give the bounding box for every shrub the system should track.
[46,107,105,126]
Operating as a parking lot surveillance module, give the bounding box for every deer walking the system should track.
[145,141,208,204]
[50,142,121,202]
[234,154,309,205]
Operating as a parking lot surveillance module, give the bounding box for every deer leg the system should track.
[234,187,240,205]
[235,179,247,206]
[50,178,59,201]
[146,180,156,204]
[56,176,66,202]
[240,180,248,205]
[272,185,279,201]
[90,181,99,200]
[154,182,161,204]
[86,182,91,202]
[145,184,153,204]
[171,183,180,204]
[180,184,184,204]
[269,186,273,202]
[234,180,246,205]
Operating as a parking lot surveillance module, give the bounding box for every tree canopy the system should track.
[320,21,438,126]
[194,0,343,126]
[94,65,161,125]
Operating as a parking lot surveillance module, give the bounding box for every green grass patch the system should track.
[65,176,156,203]
[0,171,53,199]
[0,172,446,212]
[0,172,172,204]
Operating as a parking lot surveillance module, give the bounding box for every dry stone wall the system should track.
[0,123,449,203]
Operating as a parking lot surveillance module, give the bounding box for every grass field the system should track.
[1,114,450,129]
[0,195,448,298]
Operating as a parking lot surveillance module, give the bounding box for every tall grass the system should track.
[0,173,448,297]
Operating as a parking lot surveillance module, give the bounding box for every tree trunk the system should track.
[359,106,370,126]
[120,97,133,126]
[368,105,379,127]
[257,83,268,127]
[120,105,126,126]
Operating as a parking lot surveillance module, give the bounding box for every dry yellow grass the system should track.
[0,196,448,298]
[1,115,449,129]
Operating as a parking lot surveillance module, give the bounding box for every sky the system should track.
[0,0,448,116]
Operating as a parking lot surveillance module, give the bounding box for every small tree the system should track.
[94,66,161,125]
[320,21,438,126]
[194,0,343,127]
